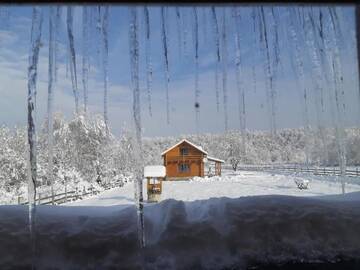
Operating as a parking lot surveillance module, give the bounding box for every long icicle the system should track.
[233,7,246,156]
[96,6,102,68]
[144,6,153,117]
[251,8,257,93]
[270,7,281,89]
[304,8,329,165]
[47,7,56,205]
[54,6,61,83]
[193,7,200,133]
[287,7,311,167]
[309,7,327,115]
[221,8,229,131]
[67,6,79,115]
[129,7,145,248]
[102,6,109,134]
[259,7,277,137]
[161,7,170,124]
[211,6,221,112]
[202,7,208,45]
[82,6,89,114]
[355,6,360,130]
[182,8,188,58]
[327,7,347,193]
[27,7,43,270]
[175,7,182,58]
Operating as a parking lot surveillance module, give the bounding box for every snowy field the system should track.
[67,169,360,207]
[1,170,360,269]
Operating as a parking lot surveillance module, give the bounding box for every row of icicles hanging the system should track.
[26,6,352,255]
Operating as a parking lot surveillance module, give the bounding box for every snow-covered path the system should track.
[67,170,360,206]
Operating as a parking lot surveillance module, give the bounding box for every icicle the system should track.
[66,42,69,79]
[304,8,329,165]
[270,7,281,80]
[182,8,189,58]
[47,7,56,205]
[326,7,347,193]
[221,8,229,131]
[309,8,327,114]
[82,6,89,114]
[144,6,153,117]
[88,6,96,73]
[101,6,109,134]
[192,7,200,132]
[27,7,43,270]
[356,6,360,125]
[233,7,246,156]
[129,7,145,248]
[259,7,277,137]
[210,6,221,112]
[202,7,208,45]
[251,8,257,93]
[67,6,79,115]
[161,7,170,124]
[54,6,61,83]
[96,6,102,68]
[175,7,182,58]
[287,7,311,167]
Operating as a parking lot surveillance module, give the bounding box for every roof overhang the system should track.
[207,156,225,163]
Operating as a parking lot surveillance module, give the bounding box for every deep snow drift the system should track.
[1,192,360,270]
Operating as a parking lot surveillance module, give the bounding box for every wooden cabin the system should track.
[144,165,166,202]
[162,139,225,180]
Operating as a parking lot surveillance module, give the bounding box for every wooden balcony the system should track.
[165,155,203,162]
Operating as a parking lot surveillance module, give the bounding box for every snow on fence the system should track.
[18,182,123,206]
[234,164,360,177]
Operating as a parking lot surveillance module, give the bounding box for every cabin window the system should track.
[180,148,189,156]
[178,163,190,172]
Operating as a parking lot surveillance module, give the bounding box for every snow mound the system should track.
[1,193,360,269]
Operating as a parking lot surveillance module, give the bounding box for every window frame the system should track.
[180,147,189,156]
[178,163,190,173]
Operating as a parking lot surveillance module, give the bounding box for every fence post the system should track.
[18,196,21,205]
[324,167,326,175]
[357,167,359,176]
[65,183,68,203]
[52,190,55,205]
[75,187,78,200]
[38,192,41,205]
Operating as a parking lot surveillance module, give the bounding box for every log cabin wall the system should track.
[163,141,205,179]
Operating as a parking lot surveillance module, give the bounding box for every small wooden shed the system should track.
[144,165,166,202]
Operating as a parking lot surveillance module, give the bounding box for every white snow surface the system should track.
[1,170,360,269]
[144,165,166,178]
[67,170,360,206]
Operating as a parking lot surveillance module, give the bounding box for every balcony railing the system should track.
[165,155,203,162]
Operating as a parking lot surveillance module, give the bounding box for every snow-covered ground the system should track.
[67,170,360,207]
[1,170,360,269]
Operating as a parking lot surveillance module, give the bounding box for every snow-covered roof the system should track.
[161,139,208,156]
[207,156,225,163]
[144,166,166,178]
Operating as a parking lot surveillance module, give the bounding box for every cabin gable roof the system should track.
[161,139,208,156]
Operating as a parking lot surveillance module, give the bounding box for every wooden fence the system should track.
[18,181,124,206]
[233,164,360,177]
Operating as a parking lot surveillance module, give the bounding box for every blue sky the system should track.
[0,5,358,138]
